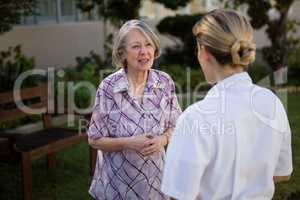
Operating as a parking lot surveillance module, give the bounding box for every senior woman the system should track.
[87,19,181,199]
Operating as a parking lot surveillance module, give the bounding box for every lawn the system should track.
[0,92,299,200]
[273,92,300,200]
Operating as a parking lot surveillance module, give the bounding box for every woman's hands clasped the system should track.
[141,135,167,156]
[126,134,152,152]
[126,134,167,156]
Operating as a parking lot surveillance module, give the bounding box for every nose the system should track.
[139,45,147,55]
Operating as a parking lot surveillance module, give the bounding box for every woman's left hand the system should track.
[141,135,167,156]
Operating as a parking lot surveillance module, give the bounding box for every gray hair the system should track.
[112,19,161,68]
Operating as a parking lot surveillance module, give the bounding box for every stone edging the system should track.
[272,86,300,93]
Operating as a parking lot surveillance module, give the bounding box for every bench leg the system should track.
[47,153,56,170]
[89,147,97,176]
[21,152,32,200]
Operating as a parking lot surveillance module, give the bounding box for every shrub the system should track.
[157,13,204,67]
[0,45,39,92]
[160,65,207,93]
[0,45,42,130]
[60,52,115,109]
[247,63,271,83]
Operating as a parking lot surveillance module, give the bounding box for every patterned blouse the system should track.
[87,68,182,200]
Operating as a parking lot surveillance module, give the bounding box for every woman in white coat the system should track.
[161,9,293,200]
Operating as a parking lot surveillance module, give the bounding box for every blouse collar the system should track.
[113,68,165,93]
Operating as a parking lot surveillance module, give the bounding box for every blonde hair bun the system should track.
[231,39,256,66]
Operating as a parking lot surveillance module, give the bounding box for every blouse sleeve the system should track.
[87,82,110,140]
[166,77,182,129]
[274,102,293,176]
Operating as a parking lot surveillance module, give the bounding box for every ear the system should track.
[201,47,210,61]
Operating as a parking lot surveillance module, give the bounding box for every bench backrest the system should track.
[0,84,52,128]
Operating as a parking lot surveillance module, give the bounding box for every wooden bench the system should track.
[0,84,96,200]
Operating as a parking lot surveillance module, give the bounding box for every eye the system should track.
[146,43,153,47]
[132,45,140,49]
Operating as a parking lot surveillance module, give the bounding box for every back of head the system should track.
[193,9,256,68]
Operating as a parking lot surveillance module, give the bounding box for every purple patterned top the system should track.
[87,68,182,200]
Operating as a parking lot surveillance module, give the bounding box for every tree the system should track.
[76,0,143,65]
[76,0,192,26]
[222,0,299,74]
[0,0,35,34]
[76,0,142,26]
[152,0,192,10]
[76,0,192,65]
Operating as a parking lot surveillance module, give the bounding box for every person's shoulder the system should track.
[97,69,124,90]
[252,84,288,115]
[250,84,285,110]
[102,68,124,84]
[251,84,278,100]
[251,84,290,133]
[151,69,173,83]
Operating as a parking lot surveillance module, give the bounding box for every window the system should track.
[61,0,77,22]
[36,0,57,24]
[20,0,98,25]
[22,15,35,25]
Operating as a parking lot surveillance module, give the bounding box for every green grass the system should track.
[273,92,300,200]
[0,92,299,200]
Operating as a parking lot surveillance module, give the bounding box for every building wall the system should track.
[0,21,106,68]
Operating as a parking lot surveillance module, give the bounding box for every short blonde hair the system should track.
[112,19,161,68]
[193,9,256,68]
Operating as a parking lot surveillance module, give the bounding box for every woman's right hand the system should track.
[125,135,152,152]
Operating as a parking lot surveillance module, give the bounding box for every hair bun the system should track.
[231,39,256,66]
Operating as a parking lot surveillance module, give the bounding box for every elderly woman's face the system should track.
[124,29,155,72]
